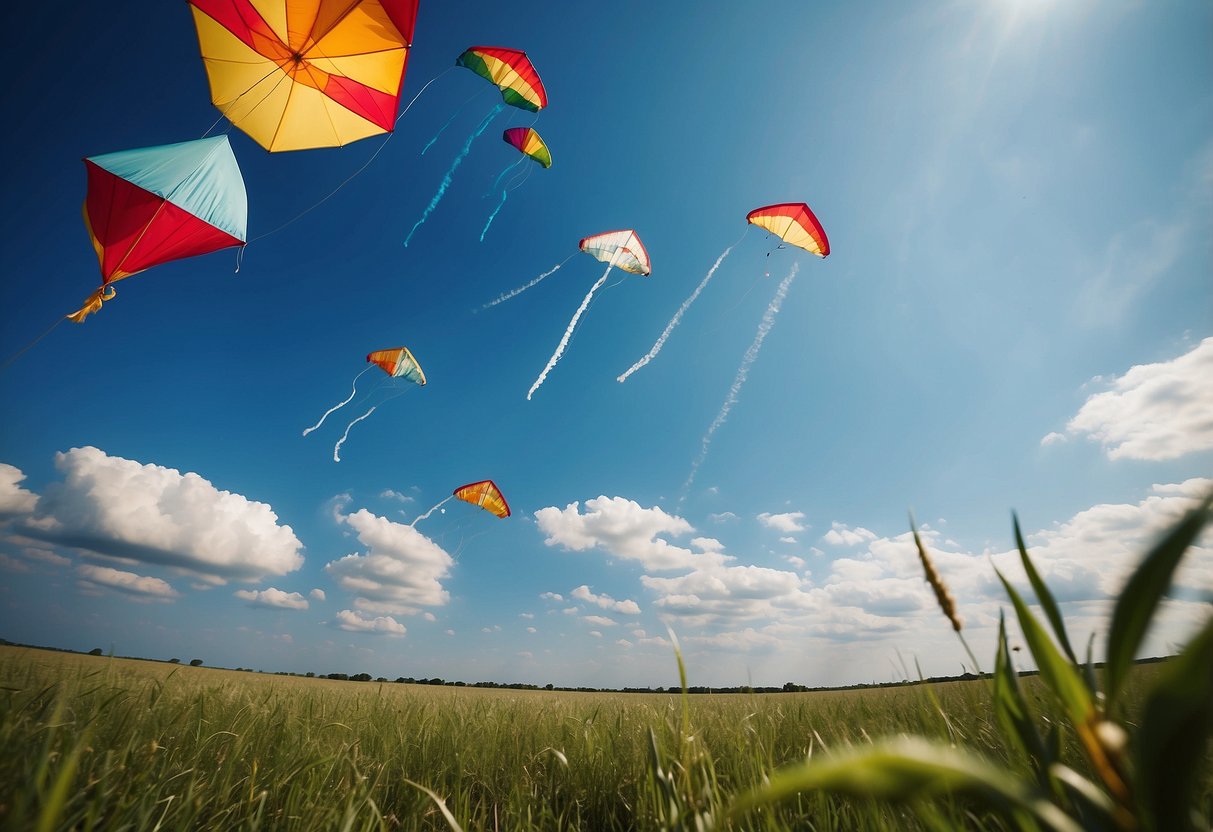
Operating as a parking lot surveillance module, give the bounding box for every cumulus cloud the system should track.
[583,614,618,627]
[234,587,308,610]
[539,591,564,603]
[19,447,303,585]
[822,522,879,547]
[779,536,797,544]
[757,511,807,533]
[708,512,737,523]
[334,609,405,636]
[324,507,453,616]
[1054,338,1213,460]
[379,489,415,503]
[571,584,641,614]
[0,463,38,518]
[535,497,727,571]
[77,564,178,601]
[526,626,537,633]
[310,588,326,601]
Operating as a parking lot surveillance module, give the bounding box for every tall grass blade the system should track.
[728,737,1085,832]
[992,612,1049,785]
[1104,494,1212,705]
[995,569,1093,729]
[1133,616,1213,832]
[405,780,465,832]
[1014,514,1079,665]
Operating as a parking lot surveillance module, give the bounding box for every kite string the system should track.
[527,264,613,400]
[302,365,373,436]
[333,405,377,462]
[0,316,65,372]
[411,495,453,527]
[200,63,286,139]
[245,69,453,246]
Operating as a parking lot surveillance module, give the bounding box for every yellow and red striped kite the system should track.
[189,0,420,151]
[453,480,511,519]
[746,202,830,257]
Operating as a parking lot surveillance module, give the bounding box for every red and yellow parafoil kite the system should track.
[746,203,830,258]
[456,47,547,112]
[71,135,248,322]
[189,0,420,151]
[579,230,651,276]
[366,347,426,385]
[502,128,552,168]
[453,480,511,519]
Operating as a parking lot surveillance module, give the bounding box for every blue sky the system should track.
[0,0,1210,688]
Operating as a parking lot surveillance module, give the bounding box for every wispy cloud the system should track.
[334,609,405,636]
[757,511,807,533]
[571,585,641,614]
[234,587,308,610]
[77,564,178,602]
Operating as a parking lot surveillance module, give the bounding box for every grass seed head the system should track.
[912,523,963,632]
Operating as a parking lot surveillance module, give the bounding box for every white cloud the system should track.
[589,631,603,638]
[757,511,807,533]
[234,587,308,610]
[779,536,797,544]
[77,564,178,601]
[535,496,727,571]
[822,522,879,547]
[519,612,535,619]
[0,553,30,572]
[583,614,618,627]
[310,588,326,601]
[324,507,453,615]
[539,591,564,603]
[379,489,415,503]
[616,639,633,648]
[526,626,537,633]
[571,584,641,614]
[20,447,303,584]
[1056,338,1213,460]
[21,547,70,567]
[0,463,38,518]
[708,512,737,523]
[334,609,405,636]
[423,612,436,622]
[1040,431,1066,447]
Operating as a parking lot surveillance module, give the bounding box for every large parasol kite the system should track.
[70,135,247,322]
[188,0,420,151]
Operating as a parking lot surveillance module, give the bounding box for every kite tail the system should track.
[405,103,505,248]
[487,158,524,195]
[617,242,739,383]
[479,190,509,241]
[421,110,461,156]
[333,405,377,462]
[527,265,612,400]
[410,495,453,527]
[66,285,117,324]
[302,366,372,436]
[681,262,798,500]
[480,255,573,310]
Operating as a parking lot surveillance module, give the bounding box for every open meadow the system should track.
[0,643,1192,831]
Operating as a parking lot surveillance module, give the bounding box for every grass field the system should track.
[0,644,1172,831]
[3,504,1210,830]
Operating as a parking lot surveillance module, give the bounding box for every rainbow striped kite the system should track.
[456,47,548,112]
